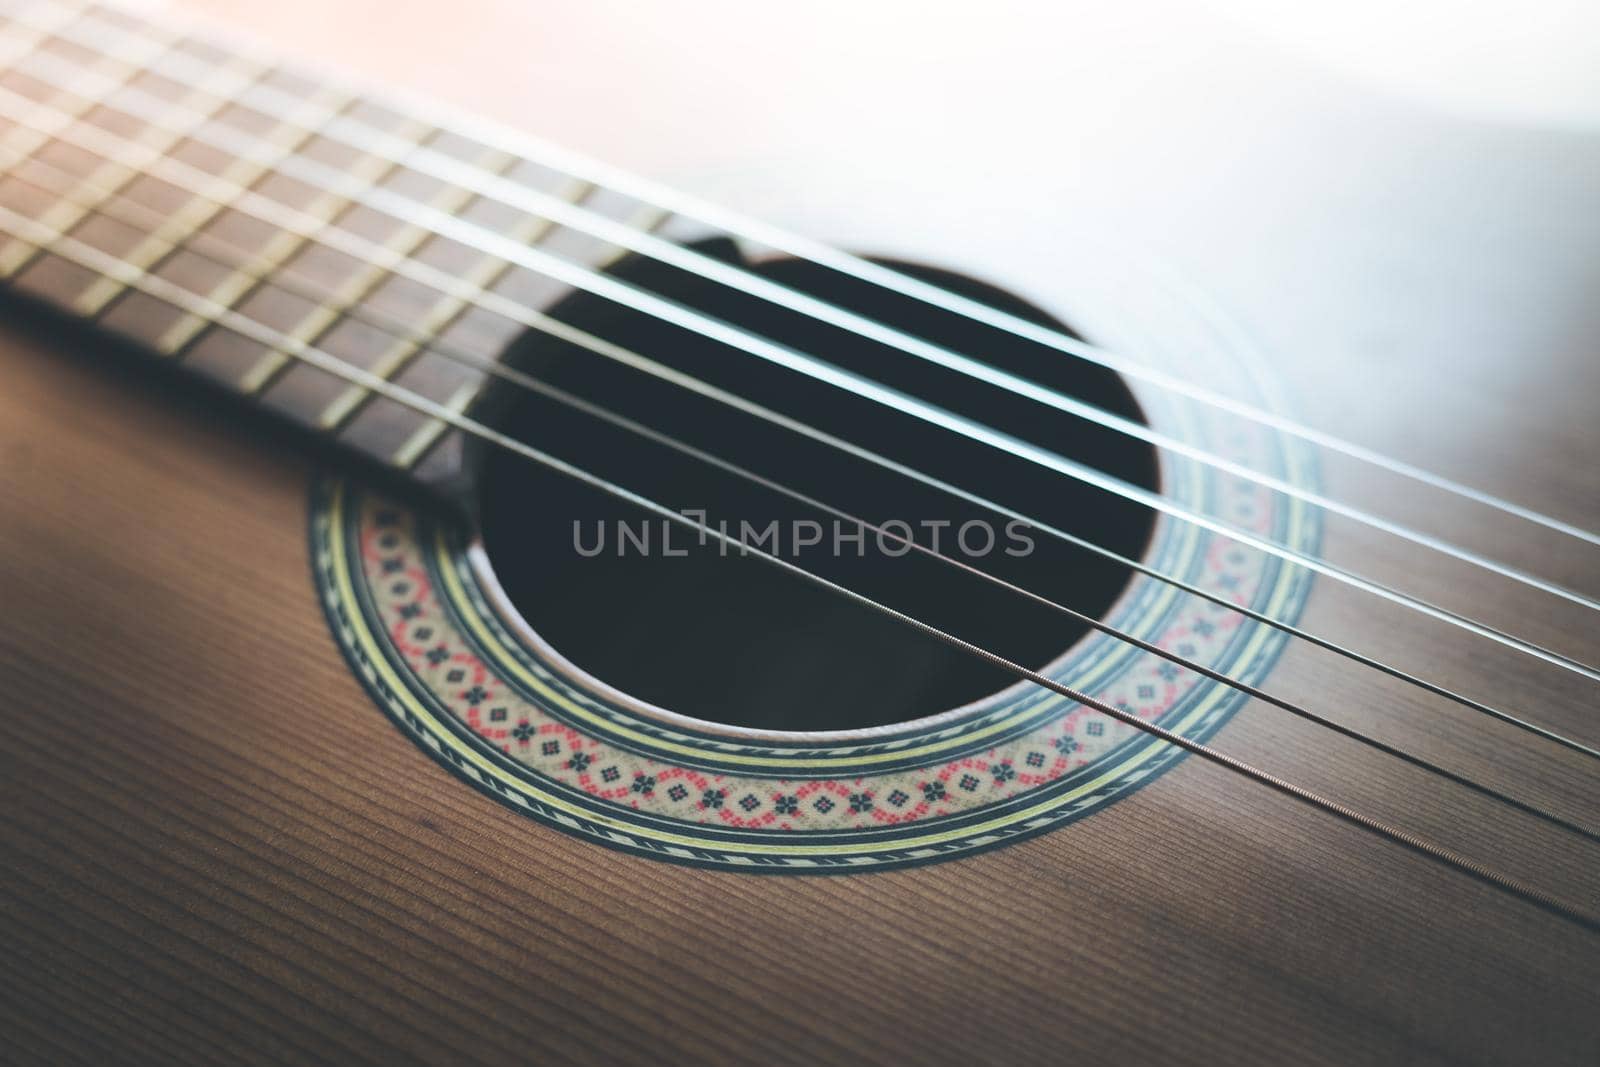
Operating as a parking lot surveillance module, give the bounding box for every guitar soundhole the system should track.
[476,244,1159,733]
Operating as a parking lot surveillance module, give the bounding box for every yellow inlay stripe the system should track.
[329,464,1308,857]
[330,484,1270,855]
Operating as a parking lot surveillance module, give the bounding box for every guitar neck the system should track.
[0,0,669,497]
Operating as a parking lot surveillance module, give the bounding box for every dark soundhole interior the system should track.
[477,243,1159,732]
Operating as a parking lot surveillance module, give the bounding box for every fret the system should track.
[2,19,257,233]
[0,0,694,500]
[324,159,592,462]
[297,157,532,473]
[485,186,672,315]
[40,66,272,313]
[155,114,431,376]
[2,53,533,473]
[526,186,673,269]
[0,167,57,239]
[258,313,397,408]
[393,376,479,470]
[74,85,349,321]
[0,57,259,322]
[335,177,668,476]
[330,343,490,472]
[36,4,674,305]
[0,5,169,276]
[0,15,357,337]
[94,240,238,355]
[238,131,505,417]
[4,232,99,306]
[0,2,87,82]
[384,180,598,469]
[362,262,554,471]
[323,161,591,462]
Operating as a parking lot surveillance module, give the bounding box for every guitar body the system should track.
[2,2,1597,1063]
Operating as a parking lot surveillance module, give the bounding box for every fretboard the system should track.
[0,0,673,498]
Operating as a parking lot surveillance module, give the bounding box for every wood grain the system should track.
[2,1,1599,1063]
[2,309,1597,1064]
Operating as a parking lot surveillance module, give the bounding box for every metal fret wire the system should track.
[147,94,405,394]
[0,196,1592,931]
[5,93,1591,769]
[0,8,528,455]
[9,146,1597,847]
[0,2,175,274]
[18,8,1600,622]
[16,0,1600,555]
[285,142,523,446]
[6,41,1598,686]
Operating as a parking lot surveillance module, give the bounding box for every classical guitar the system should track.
[2,0,1597,1062]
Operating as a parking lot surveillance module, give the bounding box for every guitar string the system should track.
[2,90,1595,765]
[16,18,1600,648]
[48,18,1600,618]
[9,29,1599,683]
[8,152,1596,845]
[18,9,1596,618]
[6,46,1599,687]
[1,198,1593,932]
[28,0,1600,555]
[28,2,1600,575]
